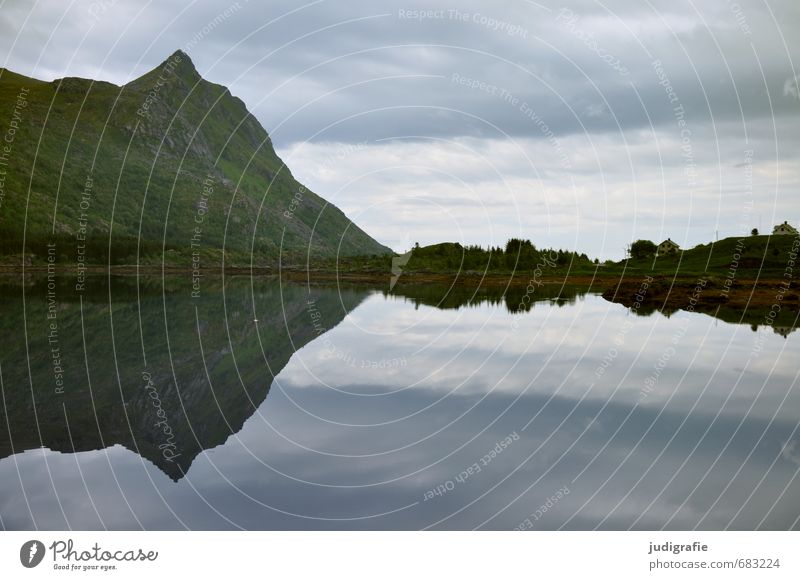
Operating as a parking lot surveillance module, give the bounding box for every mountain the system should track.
[0,50,392,266]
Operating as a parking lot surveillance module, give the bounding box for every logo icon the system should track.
[390,250,413,291]
[20,540,45,568]
[390,235,416,291]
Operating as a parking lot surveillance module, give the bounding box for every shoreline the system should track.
[1,265,794,303]
[0,264,790,283]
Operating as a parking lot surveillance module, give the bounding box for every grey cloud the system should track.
[3,0,798,145]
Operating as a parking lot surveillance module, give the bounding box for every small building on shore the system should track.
[773,326,797,339]
[772,221,798,236]
[657,238,681,256]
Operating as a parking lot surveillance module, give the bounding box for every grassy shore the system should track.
[3,235,798,313]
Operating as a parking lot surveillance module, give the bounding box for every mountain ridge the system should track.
[0,50,392,266]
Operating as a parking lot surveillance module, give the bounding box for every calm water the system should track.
[1,275,799,530]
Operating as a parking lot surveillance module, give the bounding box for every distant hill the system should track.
[624,234,800,276]
[0,50,392,266]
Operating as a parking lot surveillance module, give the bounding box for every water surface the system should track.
[1,275,798,530]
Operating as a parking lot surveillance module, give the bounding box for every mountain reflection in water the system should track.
[1,275,798,530]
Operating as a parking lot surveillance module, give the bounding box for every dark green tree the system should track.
[504,238,538,269]
[630,239,657,259]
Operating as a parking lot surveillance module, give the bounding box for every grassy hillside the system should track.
[620,234,799,278]
[0,50,391,267]
[389,235,800,278]
[309,234,799,283]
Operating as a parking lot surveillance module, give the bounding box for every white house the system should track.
[772,221,798,236]
[657,238,680,256]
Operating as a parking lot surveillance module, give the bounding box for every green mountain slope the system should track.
[0,50,392,266]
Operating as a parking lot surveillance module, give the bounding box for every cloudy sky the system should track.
[1,0,799,257]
